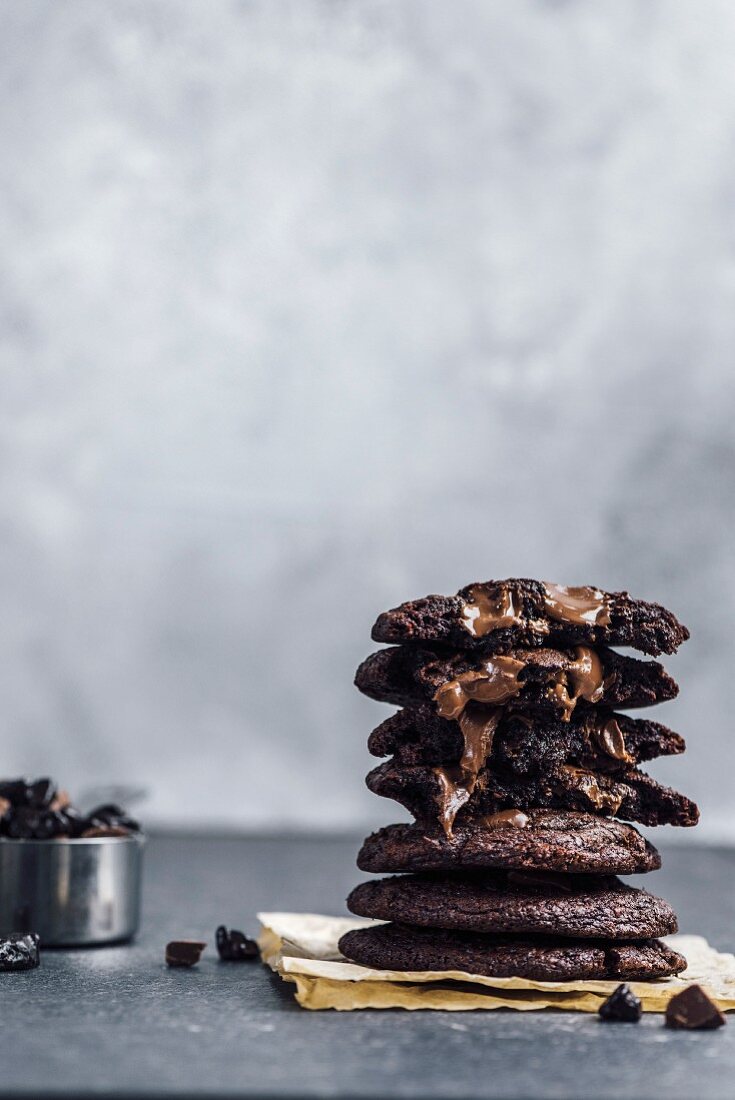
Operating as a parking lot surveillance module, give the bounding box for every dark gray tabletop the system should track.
[2,833,734,1100]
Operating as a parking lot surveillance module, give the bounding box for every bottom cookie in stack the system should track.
[339,923,685,982]
[338,811,687,981]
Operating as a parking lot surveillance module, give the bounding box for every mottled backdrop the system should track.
[1,0,733,836]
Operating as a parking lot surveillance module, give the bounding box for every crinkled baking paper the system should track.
[258,912,735,1013]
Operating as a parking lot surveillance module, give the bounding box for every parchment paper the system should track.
[258,911,735,1013]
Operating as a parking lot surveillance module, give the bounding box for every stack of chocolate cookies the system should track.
[339,579,697,982]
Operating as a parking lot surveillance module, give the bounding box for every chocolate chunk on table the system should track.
[216,925,259,961]
[1,834,733,1100]
[165,940,207,968]
[665,985,726,1030]
[598,983,642,1022]
[0,932,40,971]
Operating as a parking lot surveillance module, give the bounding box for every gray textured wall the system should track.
[1,0,733,836]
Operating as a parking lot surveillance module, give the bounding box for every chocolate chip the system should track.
[6,808,41,839]
[6,807,68,840]
[599,983,642,1022]
[0,781,141,840]
[26,778,55,808]
[85,803,140,834]
[665,984,726,1030]
[0,932,40,971]
[216,925,259,962]
[61,806,86,838]
[165,940,207,968]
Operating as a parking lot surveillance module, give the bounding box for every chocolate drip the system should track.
[543,582,612,627]
[431,644,605,834]
[433,705,502,839]
[432,766,475,838]
[460,583,524,637]
[551,645,605,720]
[457,704,502,776]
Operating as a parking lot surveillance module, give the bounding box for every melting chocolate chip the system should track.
[165,940,207,968]
[0,932,40,971]
[434,657,527,719]
[592,717,633,764]
[461,583,524,637]
[216,925,259,962]
[483,809,529,828]
[558,766,625,814]
[543,583,611,627]
[665,985,726,1030]
[599,983,642,1022]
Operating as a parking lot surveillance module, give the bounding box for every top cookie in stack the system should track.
[370,578,689,656]
[339,579,696,983]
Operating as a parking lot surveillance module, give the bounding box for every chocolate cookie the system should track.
[357,813,661,875]
[347,873,678,940]
[368,705,685,775]
[338,923,686,981]
[371,579,688,657]
[366,758,699,829]
[355,645,678,718]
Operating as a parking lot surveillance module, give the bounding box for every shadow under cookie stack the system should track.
[339,579,698,983]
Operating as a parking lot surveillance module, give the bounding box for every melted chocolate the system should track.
[433,705,502,838]
[432,766,475,838]
[591,716,633,763]
[483,808,529,828]
[431,644,605,834]
[568,645,605,703]
[550,645,605,720]
[543,583,612,627]
[460,583,523,637]
[560,765,624,813]
[457,704,502,775]
[433,656,526,720]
